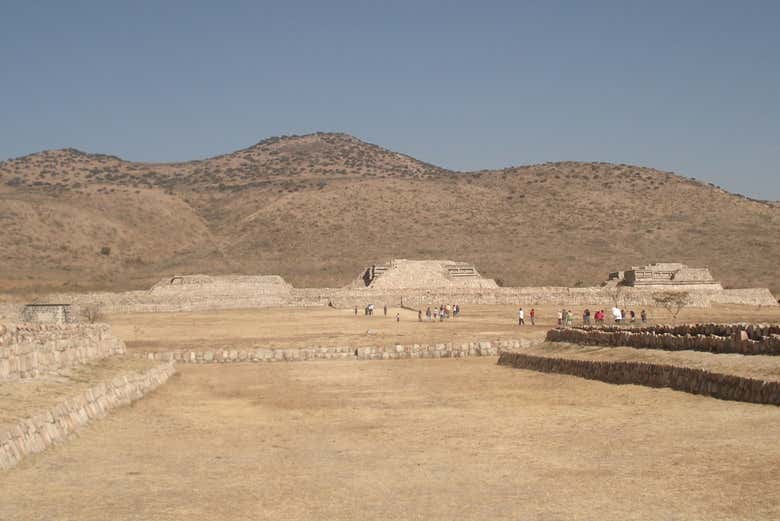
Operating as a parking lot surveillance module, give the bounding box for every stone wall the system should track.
[131,339,534,363]
[0,361,175,471]
[12,281,777,315]
[545,325,780,355]
[0,324,127,381]
[497,352,780,406]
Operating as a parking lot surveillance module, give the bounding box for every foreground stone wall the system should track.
[498,352,780,406]
[0,324,126,381]
[546,325,780,355]
[132,339,535,363]
[0,361,175,471]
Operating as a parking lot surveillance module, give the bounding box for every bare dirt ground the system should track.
[2,359,779,521]
[106,303,780,353]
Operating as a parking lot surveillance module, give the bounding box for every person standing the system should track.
[640,309,647,324]
[518,307,525,326]
[384,304,387,317]
[418,309,422,322]
[557,310,563,326]
[426,306,432,321]
[530,308,536,325]
[396,313,400,322]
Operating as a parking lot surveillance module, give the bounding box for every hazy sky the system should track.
[2,1,779,200]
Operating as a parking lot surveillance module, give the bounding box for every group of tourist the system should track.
[516,307,536,325]
[354,303,462,323]
[423,304,460,322]
[515,307,650,326]
[606,308,647,324]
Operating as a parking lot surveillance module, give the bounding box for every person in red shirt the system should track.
[530,308,536,325]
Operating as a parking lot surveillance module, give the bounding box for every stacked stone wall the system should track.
[0,324,126,381]
[498,352,780,406]
[0,361,175,471]
[131,339,533,363]
[25,284,776,315]
[546,326,780,355]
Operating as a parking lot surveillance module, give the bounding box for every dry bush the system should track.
[653,292,692,320]
[81,304,104,324]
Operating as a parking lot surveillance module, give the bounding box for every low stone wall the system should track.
[498,352,780,406]
[132,339,533,363]
[575,323,780,339]
[28,284,778,315]
[0,324,127,381]
[546,326,780,355]
[0,361,176,471]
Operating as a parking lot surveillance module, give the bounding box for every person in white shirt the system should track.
[518,307,525,325]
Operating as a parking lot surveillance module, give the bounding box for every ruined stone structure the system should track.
[0,361,175,471]
[546,324,780,356]
[0,323,126,381]
[21,304,73,324]
[607,263,722,290]
[5,259,774,315]
[357,259,498,289]
[132,338,534,363]
[498,351,780,406]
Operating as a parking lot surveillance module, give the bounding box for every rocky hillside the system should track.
[1,132,778,295]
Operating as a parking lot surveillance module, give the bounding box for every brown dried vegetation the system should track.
[0,133,778,294]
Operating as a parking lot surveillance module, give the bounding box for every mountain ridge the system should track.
[1,132,777,295]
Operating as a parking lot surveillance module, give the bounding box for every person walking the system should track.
[384,304,387,317]
[530,308,536,325]
[418,309,422,322]
[518,307,525,326]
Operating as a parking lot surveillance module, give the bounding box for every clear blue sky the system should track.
[2,1,779,199]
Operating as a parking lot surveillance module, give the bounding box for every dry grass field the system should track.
[3,359,779,521]
[107,303,780,353]
[1,133,778,294]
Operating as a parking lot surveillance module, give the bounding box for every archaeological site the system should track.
[3,15,780,515]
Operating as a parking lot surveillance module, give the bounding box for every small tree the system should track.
[652,292,692,321]
[606,285,625,308]
[81,304,104,324]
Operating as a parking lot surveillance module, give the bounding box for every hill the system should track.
[0,132,778,295]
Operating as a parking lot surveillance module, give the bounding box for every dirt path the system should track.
[2,359,779,520]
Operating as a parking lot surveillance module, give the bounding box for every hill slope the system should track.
[1,133,778,295]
